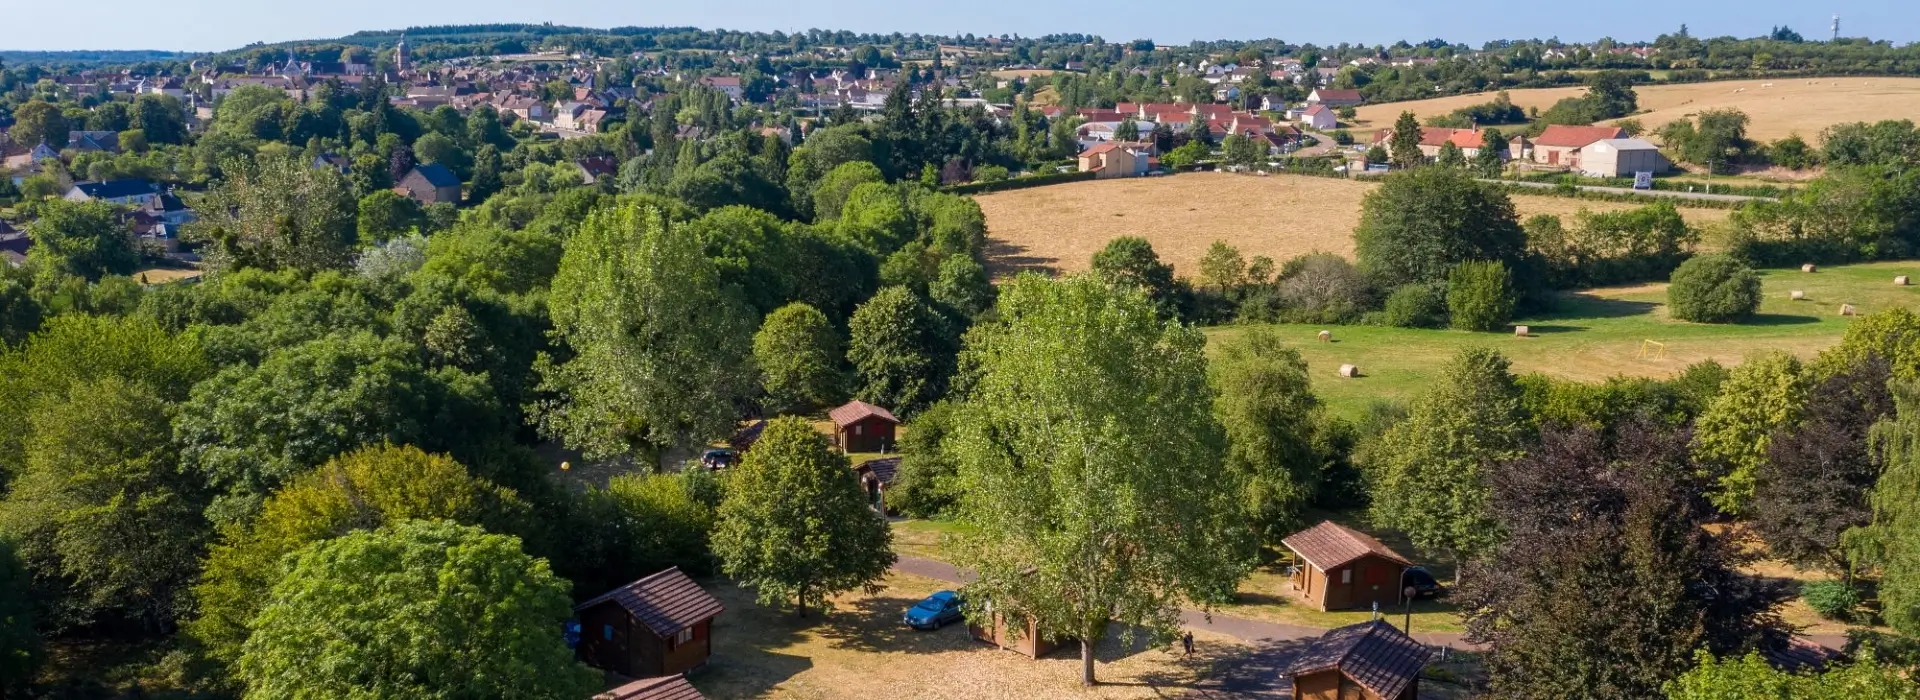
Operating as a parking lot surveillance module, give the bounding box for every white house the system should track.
[1300,104,1337,130]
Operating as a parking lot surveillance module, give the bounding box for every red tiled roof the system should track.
[1287,620,1433,700]
[596,674,705,700]
[829,400,900,427]
[1311,89,1363,102]
[575,567,723,638]
[1081,142,1121,157]
[1532,124,1628,148]
[1281,521,1413,571]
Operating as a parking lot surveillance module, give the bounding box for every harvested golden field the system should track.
[1349,77,1920,142]
[977,172,1731,277]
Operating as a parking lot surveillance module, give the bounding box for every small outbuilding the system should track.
[1287,619,1433,700]
[1282,521,1414,612]
[397,163,462,205]
[575,567,724,681]
[969,607,1066,659]
[594,674,705,700]
[1576,138,1668,177]
[855,456,900,511]
[829,400,899,454]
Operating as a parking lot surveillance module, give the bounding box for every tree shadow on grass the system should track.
[810,591,975,655]
[1741,313,1822,327]
[984,238,1060,278]
[1140,637,1317,699]
[1540,294,1658,321]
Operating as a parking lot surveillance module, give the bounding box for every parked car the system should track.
[700,448,736,470]
[1403,566,1442,598]
[904,590,964,629]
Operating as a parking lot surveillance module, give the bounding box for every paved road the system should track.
[1486,178,1777,203]
[1294,131,1344,157]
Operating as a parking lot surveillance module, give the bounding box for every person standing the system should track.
[1181,631,1194,655]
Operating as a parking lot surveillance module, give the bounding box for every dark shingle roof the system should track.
[595,674,704,700]
[1282,521,1412,572]
[410,163,461,188]
[575,567,723,639]
[1287,620,1432,699]
[71,179,159,200]
[829,400,899,428]
[860,457,901,485]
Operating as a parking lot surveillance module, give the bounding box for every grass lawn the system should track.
[691,571,1248,699]
[1209,261,1920,418]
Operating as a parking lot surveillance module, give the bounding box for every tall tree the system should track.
[10,100,67,149]
[846,286,956,417]
[1856,380,1920,638]
[190,155,358,273]
[236,521,597,699]
[1090,236,1183,315]
[1475,127,1509,177]
[1388,110,1425,167]
[1753,356,1892,582]
[1461,418,1789,699]
[0,538,36,695]
[711,417,893,617]
[752,302,846,414]
[1368,347,1529,579]
[537,204,758,462]
[1692,351,1811,515]
[949,274,1251,686]
[1435,140,1466,168]
[24,199,140,281]
[1210,328,1323,544]
[1353,167,1526,289]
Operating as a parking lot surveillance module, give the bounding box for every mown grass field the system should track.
[1348,76,1920,142]
[976,172,1732,278]
[1208,261,1920,419]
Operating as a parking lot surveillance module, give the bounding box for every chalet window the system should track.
[1340,569,1352,584]
[854,424,864,436]
[603,624,614,641]
[676,628,694,645]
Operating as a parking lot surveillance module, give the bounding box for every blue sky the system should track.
[5,0,1917,52]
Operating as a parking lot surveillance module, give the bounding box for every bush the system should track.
[1382,283,1447,328]
[1271,253,1372,324]
[972,165,1009,183]
[1668,254,1761,323]
[1801,580,1859,621]
[1330,129,1355,145]
[1447,261,1515,331]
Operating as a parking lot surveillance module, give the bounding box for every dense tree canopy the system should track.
[1354,168,1526,289]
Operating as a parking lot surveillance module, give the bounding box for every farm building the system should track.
[1528,125,1629,168]
[1282,521,1414,612]
[829,400,900,453]
[1077,142,1149,178]
[575,567,724,681]
[1576,138,1668,177]
[594,674,705,700]
[1286,619,1433,700]
[1307,88,1364,107]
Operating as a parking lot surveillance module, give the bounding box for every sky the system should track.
[4,0,1918,52]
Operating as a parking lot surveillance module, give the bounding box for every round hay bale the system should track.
[1897,276,1910,286]
[1317,330,1332,343]
[1514,325,1530,337]
[1790,290,1805,300]
[1802,263,1818,273]
[1839,303,1857,316]
[1338,364,1360,378]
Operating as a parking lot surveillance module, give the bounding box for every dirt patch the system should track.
[977,172,1729,278]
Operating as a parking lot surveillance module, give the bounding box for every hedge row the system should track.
[1484,182,1749,210]
[944,170,1097,195]
[1514,172,1791,198]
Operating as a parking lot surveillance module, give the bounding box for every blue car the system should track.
[904,590,964,629]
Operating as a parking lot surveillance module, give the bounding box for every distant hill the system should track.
[0,50,199,66]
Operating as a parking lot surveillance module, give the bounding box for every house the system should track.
[311,153,353,174]
[577,156,619,184]
[829,400,899,454]
[699,76,744,100]
[1282,521,1413,612]
[1300,104,1337,130]
[593,674,705,700]
[396,164,462,205]
[1306,88,1364,107]
[1529,125,1629,167]
[66,179,161,206]
[1286,619,1433,700]
[1372,127,1508,160]
[1577,138,1668,177]
[67,130,121,153]
[1077,142,1147,179]
[574,567,724,680]
[140,191,195,226]
[0,219,28,267]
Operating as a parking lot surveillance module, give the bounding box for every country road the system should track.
[1485,178,1778,203]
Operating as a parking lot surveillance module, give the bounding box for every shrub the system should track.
[1382,283,1447,328]
[1668,254,1761,323]
[1800,580,1859,621]
[1273,253,1372,324]
[972,165,1009,183]
[1330,129,1355,145]
[1447,261,1515,331]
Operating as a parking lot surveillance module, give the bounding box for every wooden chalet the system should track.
[829,400,899,453]
[593,674,704,700]
[969,609,1065,659]
[1282,521,1414,612]
[855,456,899,511]
[1287,620,1433,700]
[575,567,724,680]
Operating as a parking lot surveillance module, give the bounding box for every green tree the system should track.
[846,286,956,416]
[1447,260,1515,332]
[1435,141,1466,168]
[537,204,758,462]
[1854,380,1920,638]
[949,274,1251,686]
[188,445,533,669]
[1091,236,1183,314]
[0,376,207,632]
[413,132,470,177]
[1753,357,1892,583]
[1475,127,1509,176]
[1814,308,1920,381]
[1222,132,1266,167]
[25,199,140,281]
[1354,167,1527,288]
[1197,240,1247,295]
[812,160,885,221]
[1666,649,1913,699]
[1692,351,1810,515]
[131,94,188,145]
[568,471,720,592]
[1388,110,1425,167]
[888,401,962,518]
[1210,328,1323,544]
[11,100,68,148]
[355,189,425,243]
[191,155,358,273]
[236,520,596,700]
[712,417,894,617]
[1112,118,1140,142]
[1667,254,1761,324]
[468,144,505,202]
[1369,347,1529,579]
[0,539,37,694]
[753,302,846,414]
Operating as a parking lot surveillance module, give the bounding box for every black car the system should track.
[1403,566,1442,598]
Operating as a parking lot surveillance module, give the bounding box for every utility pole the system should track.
[1832,15,1841,42]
